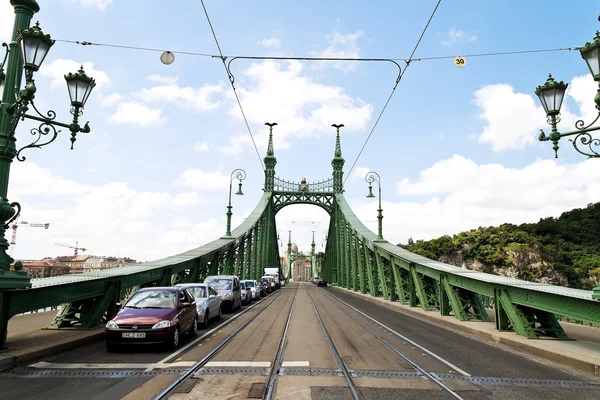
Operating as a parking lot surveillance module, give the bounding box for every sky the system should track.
[1,0,600,262]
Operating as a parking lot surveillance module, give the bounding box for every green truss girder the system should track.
[320,194,600,339]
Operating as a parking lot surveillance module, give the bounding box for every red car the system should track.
[105,287,198,351]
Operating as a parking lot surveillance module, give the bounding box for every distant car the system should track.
[105,287,198,351]
[312,277,321,284]
[260,278,272,294]
[176,283,222,327]
[240,281,252,306]
[317,278,328,287]
[204,275,242,312]
[242,280,260,300]
[261,275,276,291]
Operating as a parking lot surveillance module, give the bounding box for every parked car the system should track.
[261,275,276,291]
[105,287,198,351]
[204,275,242,312]
[242,279,260,300]
[240,281,252,306]
[312,276,320,284]
[317,278,328,287]
[260,278,271,294]
[175,283,222,327]
[258,279,268,296]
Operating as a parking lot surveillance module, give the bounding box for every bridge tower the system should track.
[331,124,345,193]
[264,122,277,192]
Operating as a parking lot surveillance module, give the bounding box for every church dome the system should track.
[291,243,298,253]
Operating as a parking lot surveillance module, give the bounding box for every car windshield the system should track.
[205,279,232,290]
[245,281,254,287]
[186,286,206,298]
[240,282,246,289]
[125,290,176,309]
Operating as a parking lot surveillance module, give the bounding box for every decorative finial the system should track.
[332,124,344,158]
[265,122,277,156]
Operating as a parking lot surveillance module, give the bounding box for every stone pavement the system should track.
[0,311,103,371]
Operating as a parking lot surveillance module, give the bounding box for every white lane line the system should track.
[204,361,271,368]
[146,296,273,371]
[281,361,310,367]
[326,291,471,377]
[30,361,154,369]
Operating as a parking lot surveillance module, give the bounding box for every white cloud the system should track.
[352,166,370,179]
[313,30,364,71]
[216,133,252,154]
[39,59,111,90]
[194,140,210,152]
[139,83,223,112]
[175,169,230,190]
[441,28,477,46]
[173,192,202,206]
[228,60,373,152]
[108,101,165,127]
[352,155,600,244]
[100,92,122,107]
[75,0,113,9]
[10,162,91,197]
[257,38,282,48]
[474,74,599,152]
[0,1,12,44]
[147,75,180,85]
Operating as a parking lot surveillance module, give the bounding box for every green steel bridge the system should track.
[1,125,600,349]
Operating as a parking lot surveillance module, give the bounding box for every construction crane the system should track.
[55,242,87,257]
[10,220,50,256]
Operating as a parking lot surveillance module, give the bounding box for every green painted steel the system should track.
[320,193,600,338]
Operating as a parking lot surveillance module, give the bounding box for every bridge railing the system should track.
[273,177,333,192]
[322,194,600,339]
[0,192,281,348]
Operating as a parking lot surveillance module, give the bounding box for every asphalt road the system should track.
[1,283,600,400]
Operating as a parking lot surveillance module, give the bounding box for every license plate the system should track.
[122,332,146,338]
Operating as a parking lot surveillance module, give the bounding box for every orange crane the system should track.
[55,242,88,274]
[10,220,50,257]
[55,242,87,257]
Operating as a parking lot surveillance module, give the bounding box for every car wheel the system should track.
[203,311,209,328]
[106,342,119,352]
[190,318,198,336]
[170,327,180,349]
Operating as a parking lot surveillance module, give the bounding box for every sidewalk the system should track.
[0,311,104,371]
[334,286,600,376]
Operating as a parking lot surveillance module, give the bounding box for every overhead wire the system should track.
[198,0,265,171]
[343,0,442,185]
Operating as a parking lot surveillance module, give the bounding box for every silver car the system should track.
[240,281,252,306]
[241,279,260,300]
[204,275,242,312]
[176,283,223,327]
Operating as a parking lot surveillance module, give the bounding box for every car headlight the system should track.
[152,320,172,329]
[106,320,119,330]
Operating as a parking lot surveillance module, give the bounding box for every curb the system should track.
[0,330,104,372]
[333,286,600,377]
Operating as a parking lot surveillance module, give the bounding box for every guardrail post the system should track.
[374,248,389,300]
[409,263,429,310]
[390,259,407,304]
[440,274,467,320]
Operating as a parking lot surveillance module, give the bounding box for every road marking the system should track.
[204,361,271,368]
[30,361,154,369]
[146,296,269,371]
[281,361,310,367]
[325,290,471,376]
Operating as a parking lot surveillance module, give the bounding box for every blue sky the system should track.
[2,0,600,261]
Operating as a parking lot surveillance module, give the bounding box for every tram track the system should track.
[153,287,289,400]
[307,289,361,400]
[320,288,465,400]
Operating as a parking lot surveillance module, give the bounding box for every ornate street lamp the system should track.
[365,171,386,243]
[0,1,96,289]
[222,169,246,238]
[537,19,600,158]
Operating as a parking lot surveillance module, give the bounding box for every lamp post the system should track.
[536,18,600,158]
[365,171,386,243]
[222,169,246,238]
[0,1,96,289]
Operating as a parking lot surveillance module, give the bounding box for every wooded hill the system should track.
[400,202,600,290]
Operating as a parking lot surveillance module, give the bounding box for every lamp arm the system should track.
[557,123,600,139]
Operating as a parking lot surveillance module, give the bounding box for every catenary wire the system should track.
[198,0,265,170]
[343,0,442,185]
